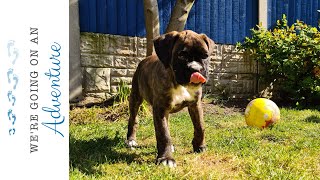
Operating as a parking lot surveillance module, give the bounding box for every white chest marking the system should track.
[170,85,200,108]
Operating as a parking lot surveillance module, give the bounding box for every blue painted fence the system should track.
[79,0,320,44]
[79,0,258,44]
[268,0,320,29]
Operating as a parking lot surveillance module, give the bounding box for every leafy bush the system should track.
[237,15,320,105]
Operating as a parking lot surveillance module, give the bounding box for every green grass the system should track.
[70,102,320,179]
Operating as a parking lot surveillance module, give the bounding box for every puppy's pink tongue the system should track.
[190,72,206,84]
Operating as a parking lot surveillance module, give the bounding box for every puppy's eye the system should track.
[201,53,209,59]
[178,51,189,59]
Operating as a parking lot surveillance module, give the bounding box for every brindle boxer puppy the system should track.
[126,30,214,167]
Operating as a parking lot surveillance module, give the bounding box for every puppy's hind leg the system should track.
[126,87,143,149]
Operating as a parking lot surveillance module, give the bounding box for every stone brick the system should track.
[216,44,223,54]
[238,62,256,73]
[211,73,219,80]
[211,79,232,95]
[127,58,141,69]
[100,35,110,54]
[110,86,118,93]
[211,43,218,53]
[230,86,239,94]
[137,57,145,63]
[212,53,221,61]
[83,68,110,92]
[107,35,137,56]
[114,56,128,68]
[211,61,222,73]
[111,69,127,76]
[242,80,255,93]
[85,92,112,99]
[230,80,244,88]
[212,45,223,61]
[80,33,100,54]
[220,73,237,80]
[222,44,237,53]
[223,53,244,62]
[110,85,132,94]
[208,64,213,74]
[127,69,136,76]
[111,77,132,85]
[234,80,254,92]
[81,54,113,68]
[238,74,254,80]
[137,37,147,57]
[204,75,213,86]
[221,61,238,73]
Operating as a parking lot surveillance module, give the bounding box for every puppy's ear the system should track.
[153,31,179,67]
[201,34,215,55]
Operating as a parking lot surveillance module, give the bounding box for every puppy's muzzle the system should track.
[187,61,203,72]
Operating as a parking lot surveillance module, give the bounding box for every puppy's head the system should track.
[154,30,214,85]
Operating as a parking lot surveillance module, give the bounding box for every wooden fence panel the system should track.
[268,0,319,28]
[78,0,259,44]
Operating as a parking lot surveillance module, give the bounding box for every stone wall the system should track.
[80,32,257,100]
[208,45,257,98]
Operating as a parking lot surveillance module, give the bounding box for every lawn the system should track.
[69,100,320,179]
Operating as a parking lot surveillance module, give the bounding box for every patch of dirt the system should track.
[102,102,129,122]
[202,98,248,116]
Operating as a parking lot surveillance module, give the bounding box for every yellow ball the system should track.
[244,98,280,129]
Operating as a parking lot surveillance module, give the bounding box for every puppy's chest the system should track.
[170,85,200,108]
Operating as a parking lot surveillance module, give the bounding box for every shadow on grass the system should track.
[210,98,249,111]
[305,115,320,123]
[69,131,151,175]
[70,96,118,109]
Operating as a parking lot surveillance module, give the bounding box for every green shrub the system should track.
[237,15,320,105]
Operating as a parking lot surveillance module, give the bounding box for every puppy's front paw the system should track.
[125,139,138,150]
[193,145,206,153]
[156,157,176,168]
